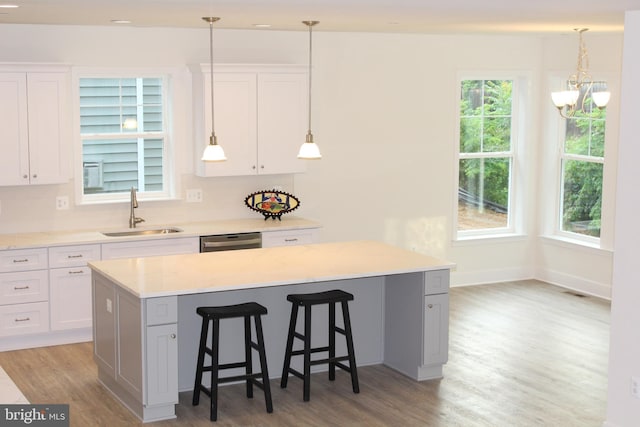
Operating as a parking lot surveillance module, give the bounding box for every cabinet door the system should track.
[257,73,307,174]
[199,72,257,177]
[50,267,92,330]
[423,293,449,366]
[146,323,178,406]
[0,73,30,186]
[26,72,69,185]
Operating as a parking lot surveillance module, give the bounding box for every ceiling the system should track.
[0,0,636,34]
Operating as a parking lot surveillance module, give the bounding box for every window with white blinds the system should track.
[79,77,168,200]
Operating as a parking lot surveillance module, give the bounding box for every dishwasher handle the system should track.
[201,238,262,249]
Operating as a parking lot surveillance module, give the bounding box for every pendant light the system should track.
[298,20,322,160]
[201,17,227,162]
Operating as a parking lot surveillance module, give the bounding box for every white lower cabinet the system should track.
[0,248,49,339]
[0,301,49,336]
[49,244,101,331]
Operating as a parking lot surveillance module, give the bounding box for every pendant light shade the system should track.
[201,16,227,162]
[298,20,322,160]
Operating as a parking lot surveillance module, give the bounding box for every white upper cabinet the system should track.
[192,64,308,177]
[0,66,70,186]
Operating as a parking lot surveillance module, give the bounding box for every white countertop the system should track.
[0,217,320,250]
[88,240,454,298]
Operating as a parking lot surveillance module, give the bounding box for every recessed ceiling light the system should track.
[111,19,132,24]
[0,4,19,8]
[253,24,272,28]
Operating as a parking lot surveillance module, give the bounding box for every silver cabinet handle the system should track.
[13,285,30,290]
[12,258,29,263]
[170,333,176,339]
[67,254,84,259]
[14,317,30,322]
[68,270,85,275]
[427,304,433,309]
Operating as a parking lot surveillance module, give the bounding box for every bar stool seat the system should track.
[280,289,359,401]
[192,302,273,421]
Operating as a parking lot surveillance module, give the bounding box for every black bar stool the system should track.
[192,302,273,421]
[280,289,359,401]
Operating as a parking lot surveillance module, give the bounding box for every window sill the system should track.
[539,234,612,255]
[453,233,528,246]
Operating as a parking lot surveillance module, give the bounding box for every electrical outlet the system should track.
[632,377,640,398]
[186,189,203,203]
[56,196,69,210]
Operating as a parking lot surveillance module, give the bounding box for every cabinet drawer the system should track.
[261,229,319,248]
[0,248,48,272]
[0,270,48,305]
[145,296,178,326]
[49,244,101,268]
[0,301,49,337]
[425,269,449,295]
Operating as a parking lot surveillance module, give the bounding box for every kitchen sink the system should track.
[101,227,183,237]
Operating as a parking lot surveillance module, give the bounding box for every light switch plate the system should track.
[186,189,203,203]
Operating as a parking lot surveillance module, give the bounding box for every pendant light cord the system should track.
[307,23,313,135]
[209,20,216,140]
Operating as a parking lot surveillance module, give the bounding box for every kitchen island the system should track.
[89,240,454,422]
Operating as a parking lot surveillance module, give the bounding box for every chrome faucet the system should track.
[129,187,145,228]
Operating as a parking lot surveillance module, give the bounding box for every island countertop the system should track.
[88,240,454,298]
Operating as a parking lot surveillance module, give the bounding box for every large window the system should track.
[79,77,170,201]
[457,79,514,235]
[559,87,606,239]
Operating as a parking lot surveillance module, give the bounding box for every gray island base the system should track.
[89,240,454,422]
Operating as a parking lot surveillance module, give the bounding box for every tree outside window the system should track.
[458,79,513,233]
[560,89,605,238]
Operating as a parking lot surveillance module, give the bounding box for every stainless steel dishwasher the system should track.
[199,232,262,252]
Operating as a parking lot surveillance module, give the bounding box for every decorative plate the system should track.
[244,190,300,221]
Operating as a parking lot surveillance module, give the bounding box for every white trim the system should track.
[451,266,534,287]
[535,267,611,299]
[453,71,532,242]
[72,68,177,204]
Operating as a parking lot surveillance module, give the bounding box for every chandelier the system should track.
[551,28,610,119]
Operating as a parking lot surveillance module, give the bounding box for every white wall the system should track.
[606,10,640,427]
[0,24,622,295]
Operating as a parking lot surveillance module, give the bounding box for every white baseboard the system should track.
[451,266,534,287]
[451,267,611,300]
[0,328,92,352]
[536,268,611,300]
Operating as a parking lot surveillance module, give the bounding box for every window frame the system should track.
[72,68,176,205]
[554,92,606,245]
[454,72,528,241]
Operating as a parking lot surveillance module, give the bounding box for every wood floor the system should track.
[0,280,610,426]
